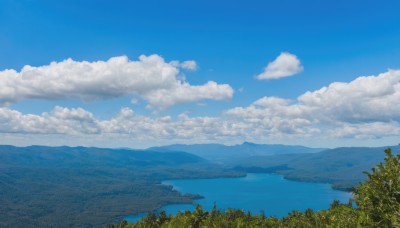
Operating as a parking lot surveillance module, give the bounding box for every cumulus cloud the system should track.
[253,96,291,107]
[143,81,234,109]
[0,106,244,144]
[170,60,198,71]
[0,55,231,109]
[328,122,400,139]
[228,69,400,139]
[298,70,400,122]
[0,106,100,135]
[1,69,400,147]
[256,52,303,80]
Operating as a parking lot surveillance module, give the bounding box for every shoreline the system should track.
[124,172,352,223]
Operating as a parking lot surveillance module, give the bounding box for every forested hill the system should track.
[232,145,400,190]
[149,142,325,161]
[112,148,400,227]
[149,143,400,190]
[0,145,205,168]
[0,145,243,227]
[2,144,399,226]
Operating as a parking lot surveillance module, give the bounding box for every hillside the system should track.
[0,145,243,227]
[112,148,400,227]
[149,143,400,190]
[232,146,400,190]
[149,142,324,162]
[0,145,206,168]
[2,144,399,226]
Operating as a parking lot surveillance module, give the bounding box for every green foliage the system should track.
[113,148,400,228]
[112,204,360,228]
[354,148,400,227]
[0,145,243,227]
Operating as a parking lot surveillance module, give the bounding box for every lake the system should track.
[124,173,351,223]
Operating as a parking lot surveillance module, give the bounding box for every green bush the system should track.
[354,148,400,227]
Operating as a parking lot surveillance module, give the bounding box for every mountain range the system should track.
[149,142,325,162]
[150,143,400,190]
[1,143,399,226]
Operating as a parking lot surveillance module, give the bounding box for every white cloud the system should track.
[0,106,100,135]
[143,81,234,109]
[130,98,139,105]
[256,52,303,80]
[0,106,244,144]
[181,60,198,70]
[296,70,400,123]
[0,55,231,109]
[228,69,400,140]
[1,69,400,147]
[328,122,400,139]
[253,96,290,107]
[169,60,197,70]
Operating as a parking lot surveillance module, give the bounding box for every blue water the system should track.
[125,173,351,223]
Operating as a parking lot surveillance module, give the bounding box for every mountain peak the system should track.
[242,141,257,146]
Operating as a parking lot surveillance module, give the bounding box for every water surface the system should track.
[125,173,351,222]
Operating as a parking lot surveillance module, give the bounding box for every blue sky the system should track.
[0,0,400,148]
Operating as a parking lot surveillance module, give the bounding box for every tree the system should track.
[354,148,400,227]
[157,211,169,225]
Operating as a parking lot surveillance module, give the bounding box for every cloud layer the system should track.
[256,52,303,80]
[0,55,233,109]
[228,69,400,139]
[1,59,399,147]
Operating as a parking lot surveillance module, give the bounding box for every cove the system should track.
[124,173,351,223]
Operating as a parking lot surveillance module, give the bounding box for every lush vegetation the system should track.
[113,148,400,227]
[0,146,243,227]
[2,145,399,227]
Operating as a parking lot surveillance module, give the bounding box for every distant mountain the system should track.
[2,143,399,226]
[148,143,400,190]
[0,145,205,168]
[233,145,400,190]
[149,142,325,162]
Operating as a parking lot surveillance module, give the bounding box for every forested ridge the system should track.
[0,146,243,227]
[2,145,399,227]
[112,148,400,227]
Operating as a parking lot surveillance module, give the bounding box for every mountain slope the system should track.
[233,145,400,190]
[0,145,241,227]
[149,142,325,161]
[0,145,206,168]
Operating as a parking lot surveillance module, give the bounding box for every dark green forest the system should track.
[0,146,243,227]
[1,145,399,227]
[113,148,400,227]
